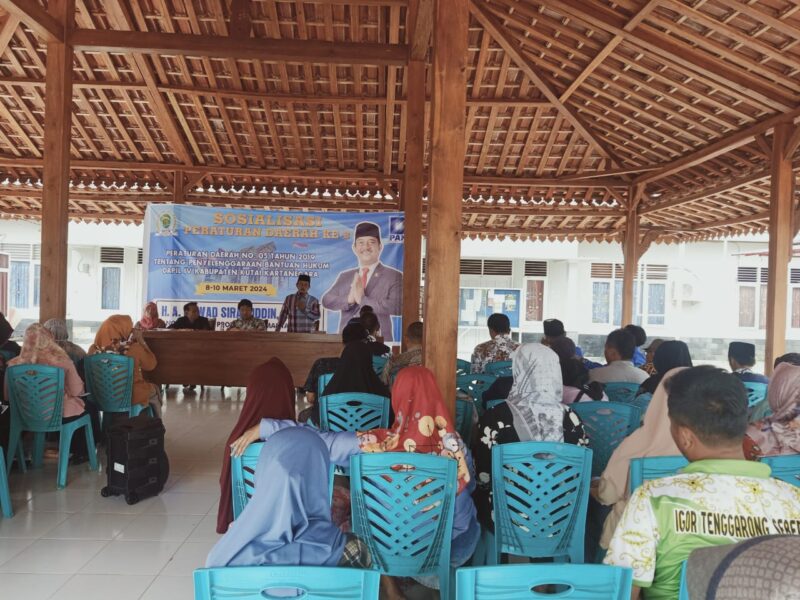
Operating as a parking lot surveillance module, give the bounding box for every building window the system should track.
[10,261,29,308]
[101,266,121,310]
[591,263,666,326]
[737,267,767,329]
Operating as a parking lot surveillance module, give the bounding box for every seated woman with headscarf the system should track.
[550,336,606,404]
[135,302,166,330]
[637,340,693,396]
[745,362,800,459]
[302,322,369,405]
[8,323,95,463]
[89,315,160,417]
[43,319,87,365]
[229,366,480,591]
[207,427,371,571]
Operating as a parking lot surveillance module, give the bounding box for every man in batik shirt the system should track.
[470,313,519,374]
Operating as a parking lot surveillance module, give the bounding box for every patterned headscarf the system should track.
[747,362,800,456]
[505,343,564,442]
[357,366,471,493]
[138,302,161,330]
[43,318,69,346]
[9,323,70,366]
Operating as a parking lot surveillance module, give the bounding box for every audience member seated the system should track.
[302,323,368,406]
[641,338,664,375]
[168,301,213,331]
[216,358,296,534]
[589,329,649,385]
[135,302,166,330]
[550,336,606,404]
[638,341,693,396]
[381,321,422,384]
[9,324,95,464]
[541,317,590,362]
[604,366,800,599]
[89,315,160,417]
[0,312,21,358]
[624,324,648,368]
[346,304,374,327]
[592,369,684,551]
[775,352,800,368]
[43,318,87,365]
[728,341,769,384]
[231,367,480,589]
[746,362,800,459]
[470,313,519,374]
[228,298,266,331]
[473,343,587,530]
[207,427,371,569]
[360,312,389,356]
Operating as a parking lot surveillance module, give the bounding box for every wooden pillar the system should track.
[621,184,643,327]
[39,0,74,323]
[765,122,795,373]
[422,0,468,412]
[401,59,425,347]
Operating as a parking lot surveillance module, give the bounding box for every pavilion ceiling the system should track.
[0,0,797,243]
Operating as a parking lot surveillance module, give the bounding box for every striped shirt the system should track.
[276,293,321,333]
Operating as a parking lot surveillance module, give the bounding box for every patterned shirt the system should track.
[338,533,372,569]
[470,334,519,374]
[605,459,800,600]
[381,347,422,384]
[276,293,321,333]
[227,317,266,331]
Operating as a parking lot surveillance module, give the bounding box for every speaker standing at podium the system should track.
[275,274,321,333]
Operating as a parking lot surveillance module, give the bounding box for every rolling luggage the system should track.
[101,413,169,505]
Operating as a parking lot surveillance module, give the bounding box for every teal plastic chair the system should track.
[6,364,98,488]
[231,442,334,519]
[486,441,592,565]
[456,564,634,600]
[572,402,641,476]
[629,455,689,494]
[372,355,388,375]
[317,372,334,397]
[456,397,475,446]
[743,382,768,408]
[0,348,16,363]
[84,354,152,428]
[761,454,800,486]
[604,381,641,404]
[456,359,471,376]
[318,393,391,433]
[457,374,497,415]
[678,561,689,600]
[194,566,380,600]
[350,452,457,600]
[632,392,653,417]
[0,446,12,518]
[484,361,512,378]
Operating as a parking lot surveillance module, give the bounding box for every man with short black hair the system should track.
[470,313,519,374]
[169,301,213,330]
[605,366,800,599]
[588,328,648,384]
[276,274,321,333]
[228,298,266,331]
[728,341,769,384]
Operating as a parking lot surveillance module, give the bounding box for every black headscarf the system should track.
[560,358,605,401]
[0,313,14,347]
[322,341,390,397]
[640,340,693,394]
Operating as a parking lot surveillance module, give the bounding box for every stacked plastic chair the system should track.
[193,566,380,600]
[456,564,633,600]
[6,364,98,488]
[482,441,592,565]
[761,454,800,487]
[743,382,768,408]
[572,402,641,476]
[84,353,151,429]
[629,455,689,494]
[0,446,12,518]
[484,360,512,378]
[350,453,457,599]
[603,382,641,404]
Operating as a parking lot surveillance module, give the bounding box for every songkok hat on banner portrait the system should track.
[354,221,381,241]
[297,274,311,283]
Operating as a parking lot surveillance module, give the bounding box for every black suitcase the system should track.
[101,414,169,505]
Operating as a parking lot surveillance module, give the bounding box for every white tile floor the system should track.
[1,386,248,599]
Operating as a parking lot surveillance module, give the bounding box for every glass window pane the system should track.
[592,282,610,324]
[526,280,544,321]
[613,280,623,326]
[759,285,767,330]
[739,286,755,327]
[33,264,40,307]
[647,283,666,325]
[10,261,29,309]
[101,267,121,310]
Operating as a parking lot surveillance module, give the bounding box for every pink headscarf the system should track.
[139,302,160,330]
[748,362,800,457]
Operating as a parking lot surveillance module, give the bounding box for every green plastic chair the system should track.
[0,446,12,517]
[84,354,152,429]
[743,382,768,408]
[6,364,98,488]
[484,361,512,378]
[456,359,471,376]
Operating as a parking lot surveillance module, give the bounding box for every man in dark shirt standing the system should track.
[169,302,213,331]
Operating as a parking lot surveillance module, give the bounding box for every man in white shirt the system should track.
[589,328,649,384]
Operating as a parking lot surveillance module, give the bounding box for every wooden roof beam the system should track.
[70,29,409,66]
[0,0,62,43]
[463,173,628,187]
[407,0,433,61]
[461,205,624,217]
[691,210,769,231]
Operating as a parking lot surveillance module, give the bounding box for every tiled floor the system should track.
[1,386,247,599]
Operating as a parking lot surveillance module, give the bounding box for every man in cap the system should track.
[322,221,402,341]
[275,274,321,333]
[728,341,769,384]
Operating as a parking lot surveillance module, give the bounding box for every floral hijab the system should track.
[357,366,471,493]
[9,323,70,366]
[748,362,800,456]
[505,343,564,442]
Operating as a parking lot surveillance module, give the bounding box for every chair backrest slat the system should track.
[743,382,768,408]
[761,454,800,487]
[456,374,496,403]
[318,393,390,432]
[7,364,65,432]
[84,354,134,413]
[455,398,474,446]
[572,402,641,476]
[629,455,689,494]
[317,372,334,398]
[604,382,641,405]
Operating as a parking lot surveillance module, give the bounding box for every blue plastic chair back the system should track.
[491,441,592,564]
[0,348,16,363]
[572,402,642,476]
[318,393,390,432]
[317,372,334,397]
[632,392,653,416]
[761,454,800,487]
[484,361,512,378]
[456,564,634,600]
[194,566,380,600]
[456,398,474,446]
[0,446,12,517]
[7,364,65,432]
[629,455,689,494]
[604,382,641,404]
[84,353,134,413]
[743,382,768,407]
[350,452,456,598]
[231,442,335,520]
[678,561,689,600]
[456,359,471,376]
[372,355,388,375]
[456,374,496,403]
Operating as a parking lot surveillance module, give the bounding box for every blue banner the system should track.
[143,204,405,340]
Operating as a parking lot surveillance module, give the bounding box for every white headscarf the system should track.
[506,343,564,442]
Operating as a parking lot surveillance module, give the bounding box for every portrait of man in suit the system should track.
[322,221,403,341]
